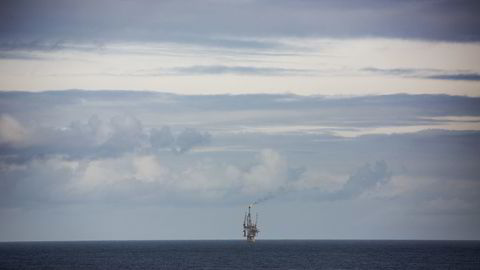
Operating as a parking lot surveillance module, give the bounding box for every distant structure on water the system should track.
[243,204,259,242]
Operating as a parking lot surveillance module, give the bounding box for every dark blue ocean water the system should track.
[1,240,479,269]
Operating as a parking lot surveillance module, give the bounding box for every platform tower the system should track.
[243,205,259,242]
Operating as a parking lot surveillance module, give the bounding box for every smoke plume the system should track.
[252,186,288,205]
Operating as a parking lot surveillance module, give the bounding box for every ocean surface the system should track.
[1,240,479,269]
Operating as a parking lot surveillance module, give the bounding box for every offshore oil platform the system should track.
[243,204,259,242]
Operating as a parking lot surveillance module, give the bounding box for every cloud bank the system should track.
[1,0,480,46]
[0,91,479,240]
[0,91,478,207]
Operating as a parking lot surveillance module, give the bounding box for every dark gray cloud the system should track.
[426,73,480,81]
[1,0,479,52]
[0,40,102,52]
[362,67,480,81]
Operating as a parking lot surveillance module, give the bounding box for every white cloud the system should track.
[0,114,28,145]
[76,157,133,191]
[0,148,294,205]
[242,149,288,194]
[133,155,170,184]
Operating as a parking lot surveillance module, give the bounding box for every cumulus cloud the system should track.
[0,114,210,160]
[0,151,252,206]
[99,115,146,155]
[0,148,308,206]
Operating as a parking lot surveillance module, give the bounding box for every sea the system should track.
[1,240,479,269]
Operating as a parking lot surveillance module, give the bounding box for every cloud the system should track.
[166,65,312,76]
[1,124,479,230]
[1,91,479,211]
[332,161,391,200]
[241,155,394,204]
[0,147,320,206]
[1,0,479,51]
[242,149,289,194]
[253,160,393,203]
[2,91,480,138]
[0,147,319,206]
[0,114,28,145]
[362,67,480,81]
[122,66,314,77]
[0,149,285,206]
[0,114,211,160]
[150,127,175,150]
[362,67,425,76]
[2,91,480,240]
[0,40,103,52]
[0,51,48,60]
[175,128,211,153]
[150,126,211,153]
[426,73,480,81]
[130,65,480,81]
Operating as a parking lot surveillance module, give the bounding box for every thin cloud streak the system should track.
[427,73,480,81]
[362,67,480,81]
[145,65,313,76]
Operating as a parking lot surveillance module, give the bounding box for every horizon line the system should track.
[0,89,479,98]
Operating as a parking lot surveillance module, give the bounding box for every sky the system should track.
[0,0,480,241]
[1,0,480,95]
